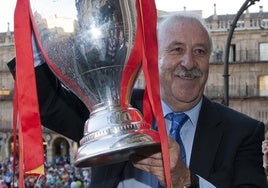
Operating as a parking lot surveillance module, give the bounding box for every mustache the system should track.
[174,68,203,78]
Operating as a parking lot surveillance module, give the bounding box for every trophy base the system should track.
[74,129,160,167]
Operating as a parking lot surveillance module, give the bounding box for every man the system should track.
[262,139,268,173]
[9,12,267,187]
[115,30,127,66]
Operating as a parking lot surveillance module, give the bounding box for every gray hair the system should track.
[157,12,213,53]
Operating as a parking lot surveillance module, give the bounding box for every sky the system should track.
[155,0,267,17]
[0,0,267,32]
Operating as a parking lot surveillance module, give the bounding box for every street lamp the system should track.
[223,0,260,106]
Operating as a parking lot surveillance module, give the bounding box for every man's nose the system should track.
[181,52,196,69]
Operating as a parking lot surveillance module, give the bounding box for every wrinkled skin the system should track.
[158,17,210,113]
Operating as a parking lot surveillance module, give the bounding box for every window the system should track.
[260,43,268,61]
[254,20,258,27]
[261,19,268,28]
[237,20,244,28]
[259,75,268,96]
[229,44,236,62]
[258,110,268,124]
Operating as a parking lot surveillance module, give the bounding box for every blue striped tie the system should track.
[166,112,189,163]
[158,113,189,188]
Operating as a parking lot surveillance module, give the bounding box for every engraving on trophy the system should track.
[108,110,131,124]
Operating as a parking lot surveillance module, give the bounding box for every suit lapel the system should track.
[189,97,224,180]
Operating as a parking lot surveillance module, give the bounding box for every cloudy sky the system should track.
[0,0,267,32]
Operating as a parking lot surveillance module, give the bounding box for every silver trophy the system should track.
[30,0,160,167]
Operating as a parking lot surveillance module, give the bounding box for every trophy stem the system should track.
[74,105,160,167]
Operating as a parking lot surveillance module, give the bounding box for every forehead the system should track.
[159,18,210,47]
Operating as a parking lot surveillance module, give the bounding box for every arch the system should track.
[6,135,47,162]
[51,137,70,165]
[0,133,8,161]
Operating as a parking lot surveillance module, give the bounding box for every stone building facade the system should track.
[0,26,78,164]
[0,29,16,161]
[0,7,268,164]
[204,6,268,136]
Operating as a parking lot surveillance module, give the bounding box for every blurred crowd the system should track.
[1,140,268,188]
[0,156,91,188]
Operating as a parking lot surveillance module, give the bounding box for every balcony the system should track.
[209,48,268,64]
[205,84,265,99]
[0,88,13,101]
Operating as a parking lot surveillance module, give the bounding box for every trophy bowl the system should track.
[30,0,160,167]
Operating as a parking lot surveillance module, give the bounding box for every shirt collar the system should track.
[161,98,203,127]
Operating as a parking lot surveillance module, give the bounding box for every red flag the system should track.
[14,0,45,187]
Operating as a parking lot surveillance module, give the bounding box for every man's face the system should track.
[158,18,211,111]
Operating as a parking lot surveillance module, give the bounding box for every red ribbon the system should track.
[14,0,45,187]
[12,89,18,187]
[139,1,171,187]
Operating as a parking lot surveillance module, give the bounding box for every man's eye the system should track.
[194,49,207,56]
[169,47,184,55]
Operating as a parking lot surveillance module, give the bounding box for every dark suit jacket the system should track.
[7,60,267,187]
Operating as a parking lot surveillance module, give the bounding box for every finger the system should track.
[131,153,163,167]
[132,160,163,172]
[262,140,268,145]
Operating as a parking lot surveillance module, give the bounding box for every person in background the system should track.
[262,139,268,174]
[115,30,127,66]
[106,29,118,63]
[8,12,267,187]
